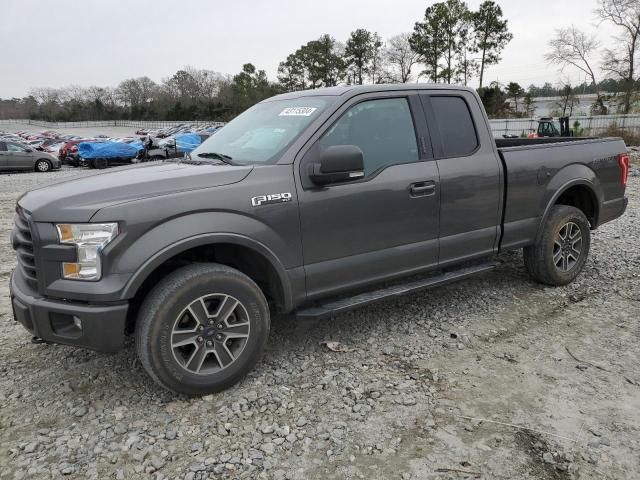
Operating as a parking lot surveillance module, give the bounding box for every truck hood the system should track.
[19,161,253,222]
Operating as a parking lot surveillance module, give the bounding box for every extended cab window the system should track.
[431,96,478,157]
[0,142,6,152]
[319,98,419,176]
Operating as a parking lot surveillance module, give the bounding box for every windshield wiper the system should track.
[196,152,234,164]
[176,151,225,166]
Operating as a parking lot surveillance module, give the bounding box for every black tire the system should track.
[523,205,591,286]
[94,158,109,169]
[135,263,270,395]
[34,159,51,173]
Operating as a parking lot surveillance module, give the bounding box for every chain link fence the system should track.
[3,116,640,142]
[0,119,225,129]
[488,115,640,138]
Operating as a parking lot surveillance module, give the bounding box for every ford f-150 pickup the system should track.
[10,84,629,394]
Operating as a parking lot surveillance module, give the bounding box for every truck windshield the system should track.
[192,97,332,164]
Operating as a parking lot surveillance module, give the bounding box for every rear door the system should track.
[420,91,502,266]
[297,92,440,299]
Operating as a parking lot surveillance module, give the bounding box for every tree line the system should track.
[1,0,515,122]
[4,0,640,122]
[543,0,640,114]
[0,64,279,122]
[277,0,511,89]
[476,77,639,119]
[451,0,640,118]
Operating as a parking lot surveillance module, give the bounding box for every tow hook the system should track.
[31,336,46,345]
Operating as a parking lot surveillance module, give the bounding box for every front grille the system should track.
[13,207,39,290]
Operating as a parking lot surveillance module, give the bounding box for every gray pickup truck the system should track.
[10,85,629,394]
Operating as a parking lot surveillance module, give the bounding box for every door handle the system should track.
[409,181,436,197]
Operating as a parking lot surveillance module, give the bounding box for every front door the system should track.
[6,143,33,170]
[297,94,440,299]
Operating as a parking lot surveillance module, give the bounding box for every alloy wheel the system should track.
[170,294,250,375]
[553,221,582,272]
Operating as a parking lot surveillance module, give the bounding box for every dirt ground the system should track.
[0,164,638,480]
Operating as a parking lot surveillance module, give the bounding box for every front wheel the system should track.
[94,158,109,169]
[523,205,591,286]
[135,263,270,395]
[35,159,51,172]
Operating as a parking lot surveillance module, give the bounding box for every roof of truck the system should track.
[264,83,476,102]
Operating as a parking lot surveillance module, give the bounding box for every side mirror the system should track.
[25,148,34,153]
[310,145,365,186]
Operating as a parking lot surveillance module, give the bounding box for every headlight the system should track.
[55,223,119,280]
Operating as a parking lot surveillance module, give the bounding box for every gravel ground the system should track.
[0,165,639,480]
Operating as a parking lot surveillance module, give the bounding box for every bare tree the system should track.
[545,26,606,114]
[28,87,60,106]
[596,0,640,113]
[385,33,420,83]
[28,87,61,120]
[369,33,385,84]
[555,83,580,116]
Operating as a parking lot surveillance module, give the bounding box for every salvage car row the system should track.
[0,123,223,172]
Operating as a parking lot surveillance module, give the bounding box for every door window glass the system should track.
[319,98,419,176]
[7,143,26,152]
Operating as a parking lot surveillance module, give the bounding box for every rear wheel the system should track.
[135,263,270,395]
[35,159,51,172]
[523,205,591,286]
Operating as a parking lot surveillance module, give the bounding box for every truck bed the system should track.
[496,136,627,251]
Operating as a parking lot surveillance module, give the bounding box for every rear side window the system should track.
[431,96,478,157]
[0,142,6,152]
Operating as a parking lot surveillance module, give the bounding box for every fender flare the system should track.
[538,178,602,234]
[120,232,294,311]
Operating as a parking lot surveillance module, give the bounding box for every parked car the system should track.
[59,139,96,165]
[0,141,61,172]
[9,84,628,395]
[44,142,65,156]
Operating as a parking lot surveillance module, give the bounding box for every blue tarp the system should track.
[78,142,139,159]
[128,139,145,152]
[174,133,202,153]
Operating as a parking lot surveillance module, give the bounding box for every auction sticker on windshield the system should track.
[279,107,317,116]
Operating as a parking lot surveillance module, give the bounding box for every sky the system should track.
[0,0,620,98]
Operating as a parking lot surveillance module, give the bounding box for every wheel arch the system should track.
[121,233,294,325]
[540,174,603,234]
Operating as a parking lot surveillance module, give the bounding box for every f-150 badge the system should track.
[251,193,292,207]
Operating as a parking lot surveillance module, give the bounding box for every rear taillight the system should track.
[618,153,630,186]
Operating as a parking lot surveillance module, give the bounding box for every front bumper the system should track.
[9,270,128,352]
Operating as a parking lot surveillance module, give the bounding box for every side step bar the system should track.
[295,263,496,320]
